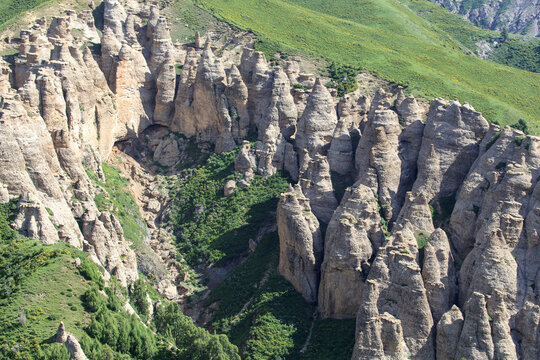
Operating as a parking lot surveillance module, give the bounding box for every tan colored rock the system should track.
[352,282,410,360]
[435,305,464,360]
[235,141,256,182]
[353,241,434,359]
[514,301,540,360]
[412,99,489,202]
[328,116,353,175]
[172,48,200,134]
[224,179,236,197]
[395,192,435,234]
[55,322,88,360]
[318,183,383,318]
[226,65,249,141]
[459,228,519,313]
[299,154,338,223]
[277,185,323,303]
[153,135,179,167]
[114,42,154,140]
[486,290,518,360]
[455,292,494,360]
[295,78,337,159]
[421,228,456,322]
[355,109,402,222]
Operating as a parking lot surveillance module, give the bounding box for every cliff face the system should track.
[1,1,539,359]
[432,0,540,36]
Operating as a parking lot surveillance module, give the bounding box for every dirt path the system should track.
[300,309,318,353]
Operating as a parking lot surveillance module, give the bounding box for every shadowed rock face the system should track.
[2,1,540,358]
[277,185,323,303]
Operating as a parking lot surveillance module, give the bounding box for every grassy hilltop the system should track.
[194,0,540,132]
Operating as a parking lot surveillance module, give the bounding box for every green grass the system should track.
[86,163,147,253]
[299,318,356,359]
[207,232,355,359]
[193,0,540,133]
[0,0,54,30]
[165,0,225,43]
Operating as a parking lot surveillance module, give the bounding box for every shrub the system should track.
[244,313,295,360]
[37,343,70,360]
[78,257,104,289]
[83,286,105,313]
[130,279,149,317]
[327,62,359,97]
[510,119,529,134]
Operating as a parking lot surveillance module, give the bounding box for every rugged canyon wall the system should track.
[1,1,539,359]
[432,0,540,37]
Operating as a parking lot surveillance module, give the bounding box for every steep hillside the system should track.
[432,0,540,36]
[194,0,540,132]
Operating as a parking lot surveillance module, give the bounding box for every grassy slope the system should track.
[208,232,355,359]
[0,0,55,30]
[194,0,540,132]
[0,255,91,341]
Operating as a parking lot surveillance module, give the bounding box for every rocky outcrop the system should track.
[454,292,494,360]
[355,108,402,222]
[352,236,434,359]
[421,229,456,322]
[277,185,323,303]
[295,78,337,160]
[318,184,384,318]
[432,0,540,37]
[299,154,338,223]
[55,322,88,360]
[436,305,464,360]
[413,99,489,202]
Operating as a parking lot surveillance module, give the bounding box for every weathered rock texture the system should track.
[432,0,540,36]
[277,185,323,303]
[2,2,540,359]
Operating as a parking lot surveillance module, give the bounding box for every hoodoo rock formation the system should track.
[0,0,539,359]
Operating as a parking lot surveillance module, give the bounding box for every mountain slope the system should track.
[432,0,540,36]
[194,0,540,132]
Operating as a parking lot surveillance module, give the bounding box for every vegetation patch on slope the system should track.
[0,0,53,30]
[193,0,540,133]
[0,200,241,359]
[169,148,289,268]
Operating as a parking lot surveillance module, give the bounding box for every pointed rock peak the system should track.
[118,42,133,61]
[149,4,159,18]
[55,321,67,343]
[241,47,254,60]
[230,64,241,76]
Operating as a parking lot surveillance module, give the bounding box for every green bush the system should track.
[510,119,529,134]
[327,62,359,97]
[154,302,241,359]
[83,286,105,313]
[78,257,104,289]
[244,313,295,360]
[37,343,70,360]
[130,279,149,317]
